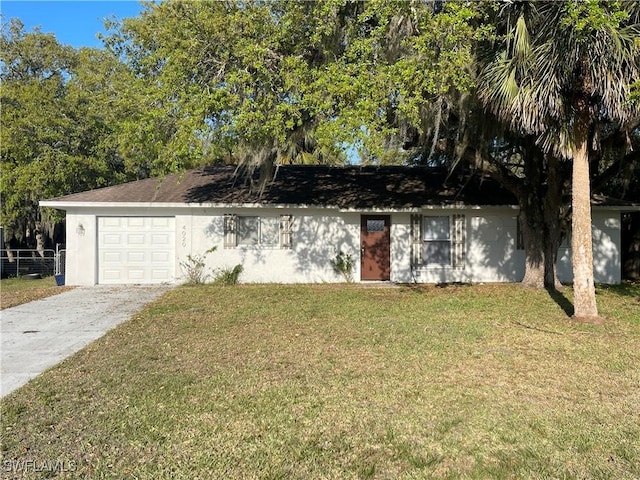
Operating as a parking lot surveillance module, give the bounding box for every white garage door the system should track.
[98,217,175,284]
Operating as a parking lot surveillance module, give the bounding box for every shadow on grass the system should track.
[546,287,574,317]
[397,282,473,294]
[596,281,640,298]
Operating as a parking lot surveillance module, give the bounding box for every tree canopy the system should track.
[105,0,493,169]
[1,20,126,242]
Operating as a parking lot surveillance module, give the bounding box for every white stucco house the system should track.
[40,165,635,286]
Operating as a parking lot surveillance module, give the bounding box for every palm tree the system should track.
[477,1,640,320]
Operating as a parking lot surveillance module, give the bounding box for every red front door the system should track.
[360,215,391,281]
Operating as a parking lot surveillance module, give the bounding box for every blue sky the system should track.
[1,1,143,48]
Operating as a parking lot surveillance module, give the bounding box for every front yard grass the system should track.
[1,283,639,479]
[0,277,71,310]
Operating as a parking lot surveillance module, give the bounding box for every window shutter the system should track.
[280,215,292,249]
[223,214,237,248]
[452,214,466,269]
[411,214,423,268]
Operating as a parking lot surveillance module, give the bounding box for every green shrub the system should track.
[180,254,210,285]
[330,251,355,283]
[180,247,217,285]
[213,264,243,285]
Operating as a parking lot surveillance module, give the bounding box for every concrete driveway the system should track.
[1,285,171,397]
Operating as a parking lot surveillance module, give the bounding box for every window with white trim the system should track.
[423,216,451,265]
[411,214,465,268]
[238,216,279,246]
[224,214,292,249]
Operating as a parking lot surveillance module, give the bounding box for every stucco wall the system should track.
[183,208,361,283]
[61,206,621,286]
[557,210,621,284]
[63,210,97,286]
[409,209,525,284]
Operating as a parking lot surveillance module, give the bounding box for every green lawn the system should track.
[0,276,71,310]
[1,283,639,479]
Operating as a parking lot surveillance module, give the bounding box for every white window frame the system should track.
[237,216,280,247]
[224,214,292,249]
[412,213,465,270]
[422,215,453,266]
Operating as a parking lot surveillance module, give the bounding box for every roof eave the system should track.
[40,200,522,212]
[39,201,343,210]
[39,200,637,212]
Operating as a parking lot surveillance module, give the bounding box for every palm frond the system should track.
[513,15,531,60]
[537,124,573,160]
[587,24,640,123]
[478,51,519,120]
[478,0,639,155]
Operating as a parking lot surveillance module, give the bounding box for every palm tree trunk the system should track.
[571,113,598,319]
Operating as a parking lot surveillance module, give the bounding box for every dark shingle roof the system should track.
[43,165,519,209]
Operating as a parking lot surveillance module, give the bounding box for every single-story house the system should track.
[40,165,638,286]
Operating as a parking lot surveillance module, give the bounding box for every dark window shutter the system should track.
[452,214,466,269]
[411,214,423,267]
[280,215,292,249]
[223,214,237,248]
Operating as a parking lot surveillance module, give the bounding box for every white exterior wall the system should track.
[60,206,621,286]
[557,210,621,284]
[390,214,412,283]
[63,210,98,286]
[184,208,361,283]
[409,208,525,284]
[465,211,524,282]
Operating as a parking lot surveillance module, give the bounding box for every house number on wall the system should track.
[181,225,187,247]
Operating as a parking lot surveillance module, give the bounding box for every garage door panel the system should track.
[102,218,122,228]
[102,269,123,281]
[103,251,123,263]
[126,251,146,263]
[98,217,175,285]
[151,251,170,263]
[128,269,145,280]
[152,217,171,227]
[151,233,171,245]
[127,218,146,227]
[127,234,146,245]
[151,269,171,281]
[103,234,122,245]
